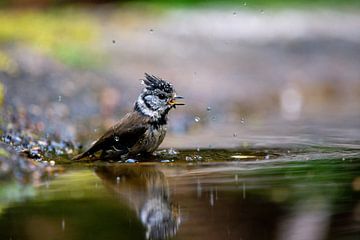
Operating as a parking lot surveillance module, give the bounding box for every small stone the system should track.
[125,159,137,163]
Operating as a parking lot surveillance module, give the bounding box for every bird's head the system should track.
[135,73,184,120]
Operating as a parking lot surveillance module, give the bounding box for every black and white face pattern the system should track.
[137,89,174,119]
[135,74,176,120]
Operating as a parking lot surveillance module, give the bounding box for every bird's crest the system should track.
[142,73,174,93]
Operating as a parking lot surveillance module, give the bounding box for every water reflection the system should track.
[95,164,181,239]
[0,148,359,240]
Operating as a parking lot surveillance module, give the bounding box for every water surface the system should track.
[0,146,359,240]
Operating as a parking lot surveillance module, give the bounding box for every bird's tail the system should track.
[72,150,91,161]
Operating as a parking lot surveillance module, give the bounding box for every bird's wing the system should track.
[73,112,149,160]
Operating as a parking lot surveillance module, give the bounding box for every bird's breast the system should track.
[130,124,167,154]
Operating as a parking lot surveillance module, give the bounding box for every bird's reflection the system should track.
[95,164,181,239]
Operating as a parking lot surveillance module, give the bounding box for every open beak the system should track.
[168,96,185,108]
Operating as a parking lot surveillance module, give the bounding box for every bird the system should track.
[72,73,184,161]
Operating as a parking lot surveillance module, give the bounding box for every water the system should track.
[0,146,359,240]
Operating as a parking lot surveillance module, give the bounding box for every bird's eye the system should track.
[158,94,166,100]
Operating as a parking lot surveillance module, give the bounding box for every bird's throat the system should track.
[134,101,168,126]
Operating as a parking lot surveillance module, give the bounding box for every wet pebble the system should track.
[186,155,202,161]
[125,159,137,163]
[160,159,172,163]
[1,129,76,159]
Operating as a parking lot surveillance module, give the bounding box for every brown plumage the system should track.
[72,73,184,161]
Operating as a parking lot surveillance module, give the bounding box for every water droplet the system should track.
[243,2,247,6]
[194,116,200,122]
[112,40,116,44]
[233,11,237,16]
[116,176,120,183]
[243,183,246,199]
[260,9,264,14]
[149,28,154,33]
[211,116,216,121]
[58,95,62,102]
[233,133,237,137]
[61,218,66,231]
[197,179,202,198]
[167,148,178,155]
[206,106,212,111]
[114,136,119,141]
[240,117,245,124]
[209,189,214,206]
[342,157,345,161]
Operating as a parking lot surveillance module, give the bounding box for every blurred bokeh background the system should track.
[0,0,359,149]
